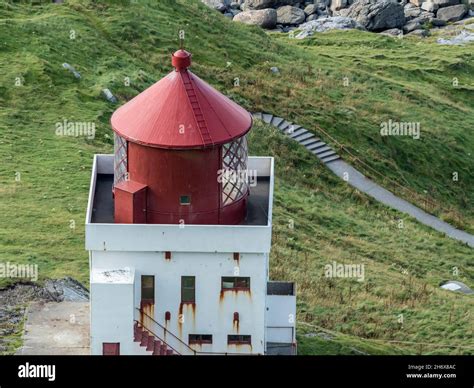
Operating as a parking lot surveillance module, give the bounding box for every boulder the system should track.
[233,8,278,28]
[244,0,276,9]
[432,0,459,7]
[201,0,231,12]
[403,19,422,32]
[436,4,467,21]
[331,0,350,11]
[380,27,403,35]
[409,0,426,6]
[295,16,365,38]
[276,5,306,24]
[306,13,320,21]
[404,3,422,18]
[408,28,430,36]
[430,17,447,25]
[345,0,406,31]
[421,1,438,11]
[304,4,319,15]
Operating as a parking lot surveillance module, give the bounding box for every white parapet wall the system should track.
[90,267,135,355]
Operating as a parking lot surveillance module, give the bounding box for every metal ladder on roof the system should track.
[181,72,213,145]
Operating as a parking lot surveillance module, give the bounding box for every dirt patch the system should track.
[0,277,89,355]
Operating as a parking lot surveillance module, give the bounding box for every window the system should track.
[221,277,250,291]
[102,343,120,355]
[114,133,128,186]
[141,275,155,304]
[181,276,195,303]
[189,334,212,345]
[227,335,251,345]
[180,195,191,205]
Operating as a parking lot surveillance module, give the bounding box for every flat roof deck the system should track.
[91,174,270,226]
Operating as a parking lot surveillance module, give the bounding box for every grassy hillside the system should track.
[0,0,472,355]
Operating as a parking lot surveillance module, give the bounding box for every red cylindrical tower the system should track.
[110,49,252,225]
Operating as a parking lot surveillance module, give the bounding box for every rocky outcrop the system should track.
[345,0,406,31]
[201,0,472,37]
[233,8,278,28]
[245,0,276,9]
[436,4,467,21]
[296,16,365,37]
[276,5,306,24]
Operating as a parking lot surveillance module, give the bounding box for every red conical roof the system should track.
[111,50,252,149]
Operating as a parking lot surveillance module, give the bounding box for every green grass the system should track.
[0,0,472,355]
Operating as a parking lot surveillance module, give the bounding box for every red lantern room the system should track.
[111,49,252,225]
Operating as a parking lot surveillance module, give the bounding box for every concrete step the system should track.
[299,137,321,147]
[284,124,301,134]
[292,132,314,142]
[288,127,307,138]
[271,116,285,127]
[279,121,293,132]
[262,113,273,124]
[312,145,332,155]
[146,335,155,351]
[315,149,337,159]
[140,330,149,347]
[306,141,327,151]
[252,112,263,120]
[321,154,341,164]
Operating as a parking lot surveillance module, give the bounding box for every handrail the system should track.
[135,308,262,355]
[136,308,196,355]
[261,112,465,226]
[134,319,183,355]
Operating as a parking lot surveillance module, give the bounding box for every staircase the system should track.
[134,321,177,355]
[253,112,341,164]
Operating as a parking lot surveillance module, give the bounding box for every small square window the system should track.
[180,195,191,205]
[228,335,251,345]
[222,277,250,291]
[189,334,212,345]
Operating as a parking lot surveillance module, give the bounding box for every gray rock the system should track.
[437,29,474,44]
[306,13,320,20]
[409,0,426,6]
[277,5,307,24]
[432,0,459,7]
[295,16,365,38]
[270,66,280,74]
[404,4,422,19]
[331,0,350,11]
[408,27,430,35]
[346,0,406,31]
[244,0,276,9]
[436,4,467,21]
[430,17,447,25]
[403,19,422,31]
[233,8,278,28]
[201,0,231,12]
[421,1,438,11]
[380,27,403,35]
[304,4,319,15]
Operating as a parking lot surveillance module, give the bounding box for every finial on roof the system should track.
[172,49,191,71]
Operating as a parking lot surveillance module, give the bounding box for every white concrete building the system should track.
[85,49,296,355]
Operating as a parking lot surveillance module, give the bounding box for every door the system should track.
[102,343,120,356]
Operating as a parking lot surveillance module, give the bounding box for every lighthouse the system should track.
[85,49,296,355]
